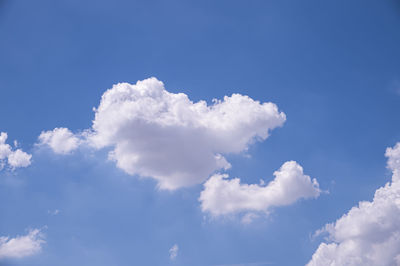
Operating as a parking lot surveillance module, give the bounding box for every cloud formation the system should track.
[0,229,45,259]
[308,143,400,266]
[89,78,286,189]
[169,244,179,260]
[41,77,285,190]
[38,127,81,154]
[0,132,31,170]
[199,161,321,217]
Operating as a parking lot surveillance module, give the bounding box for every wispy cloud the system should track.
[169,244,178,260]
[0,228,45,259]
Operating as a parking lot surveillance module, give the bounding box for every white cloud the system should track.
[0,229,45,259]
[308,143,400,266]
[35,78,286,190]
[0,132,12,160]
[0,132,31,170]
[7,149,32,168]
[38,127,81,154]
[199,161,321,217]
[169,244,178,260]
[85,77,286,190]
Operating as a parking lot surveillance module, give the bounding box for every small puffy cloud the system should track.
[307,143,400,266]
[0,132,12,160]
[0,229,45,259]
[38,127,81,154]
[87,77,286,190]
[7,149,32,168]
[0,132,31,170]
[199,161,321,217]
[169,244,178,260]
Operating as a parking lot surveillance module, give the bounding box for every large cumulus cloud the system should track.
[90,78,286,189]
[40,77,286,190]
[308,143,400,266]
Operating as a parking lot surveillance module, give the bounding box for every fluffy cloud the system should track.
[7,149,32,168]
[38,127,81,154]
[86,77,286,190]
[169,244,179,260]
[199,161,321,217]
[0,229,45,259]
[0,132,31,170]
[307,143,400,266]
[35,78,286,189]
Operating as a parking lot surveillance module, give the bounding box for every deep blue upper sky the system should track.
[1,0,400,265]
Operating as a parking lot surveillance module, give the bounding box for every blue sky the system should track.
[1,0,400,265]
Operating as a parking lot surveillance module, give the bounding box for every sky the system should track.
[1,0,400,265]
